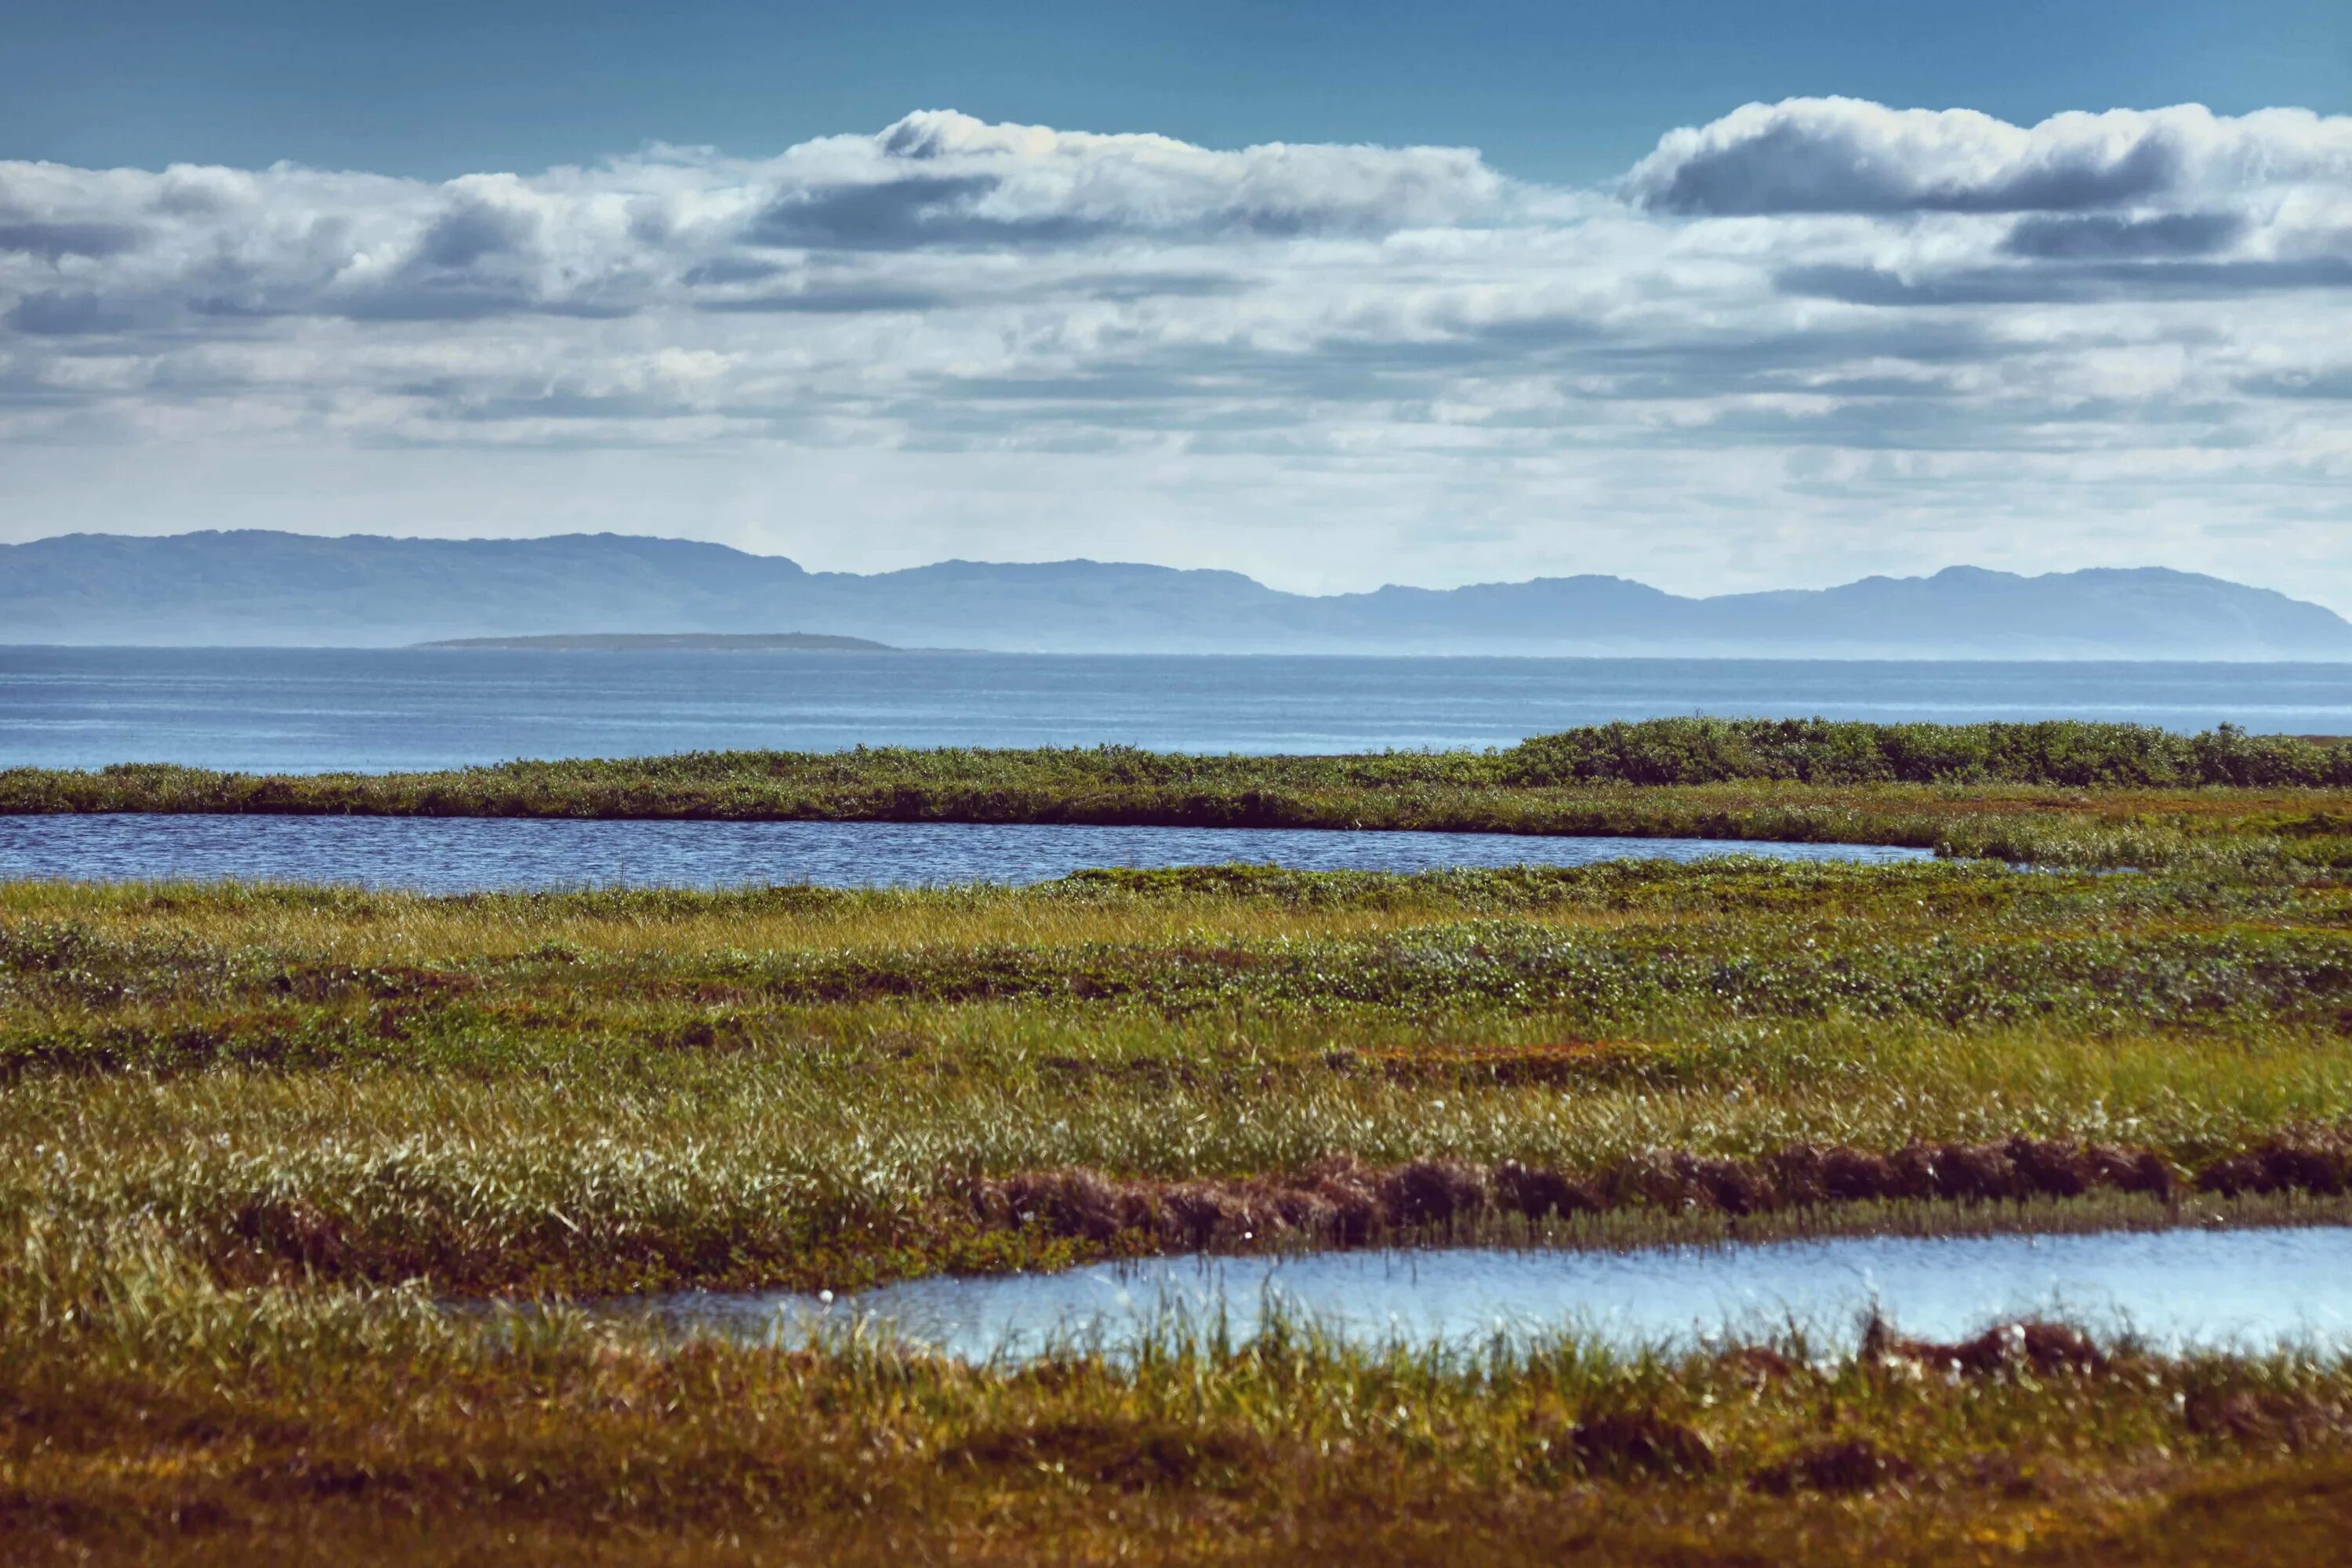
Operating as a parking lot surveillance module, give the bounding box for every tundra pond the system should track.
[629,1225,2352,1363]
[0,813,1929,893]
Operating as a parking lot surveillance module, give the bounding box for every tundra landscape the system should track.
[5,721,2352,1562]
[10,5,2352,1560]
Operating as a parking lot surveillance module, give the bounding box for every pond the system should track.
[620,1225,2352,1362]
[0,814,1932,892]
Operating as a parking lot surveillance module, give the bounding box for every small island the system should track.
[416,631,898,652]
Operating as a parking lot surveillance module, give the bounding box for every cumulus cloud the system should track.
[2,100,2350,604]
[1622,98,2352,215]
[826,109,1504,238]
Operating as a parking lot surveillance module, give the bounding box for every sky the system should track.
[4,1,2350,604]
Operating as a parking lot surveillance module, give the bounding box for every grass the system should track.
[6,737,2352,1560]
[5,857,2352,1298]
[6,1213,2352,1565]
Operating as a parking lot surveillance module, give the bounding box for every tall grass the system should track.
[5,858,2350,1295]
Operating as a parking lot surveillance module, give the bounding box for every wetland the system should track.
[5,719,2352,1563]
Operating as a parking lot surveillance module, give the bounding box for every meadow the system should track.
[5,721,2352,1561]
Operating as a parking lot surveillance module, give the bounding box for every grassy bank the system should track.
[5,720,2350,873]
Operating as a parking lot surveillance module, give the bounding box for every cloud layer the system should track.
[2,100,2349,603]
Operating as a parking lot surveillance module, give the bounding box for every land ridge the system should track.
[8,528,2350,657]
[416,631,901,652]
[7,722,2346,862]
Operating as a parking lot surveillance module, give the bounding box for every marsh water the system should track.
[0,815,1930,892]
[625,1225,2352,1363]
[7,647,2350,772]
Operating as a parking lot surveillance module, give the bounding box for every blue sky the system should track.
[13,1,2346,183]
[4,2,2351,606]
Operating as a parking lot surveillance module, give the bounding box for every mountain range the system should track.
[4,531,2348,659]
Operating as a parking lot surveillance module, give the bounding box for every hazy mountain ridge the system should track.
[419,632,898,652]
[5,531,2348,659]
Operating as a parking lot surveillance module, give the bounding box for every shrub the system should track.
[1501,718,2350,789]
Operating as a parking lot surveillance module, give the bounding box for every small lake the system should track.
[0,815,1931,893]
[626,1226,2352,1362]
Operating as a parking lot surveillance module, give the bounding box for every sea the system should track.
[4,646,2350,774]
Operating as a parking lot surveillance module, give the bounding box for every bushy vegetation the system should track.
[1504,718,2352,788]
[4,721,2345,837]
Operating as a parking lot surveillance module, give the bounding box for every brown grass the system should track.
[5,1319,2350,1567]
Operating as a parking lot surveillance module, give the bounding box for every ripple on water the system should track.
[0,814,1932,893]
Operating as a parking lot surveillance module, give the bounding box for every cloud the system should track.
[2238,368,2352,400]
[414,194,541,269]
[851,109,1503,236]
[1779,257,2352,306]
[0,219,145,261]
[736,111,1505,252]
[2000,212,2245,259]
[747,172,1102,249]
[2,101,2350,607]
[4,289,134,334]
[697,281,950,314]
[1624,98,2352,214]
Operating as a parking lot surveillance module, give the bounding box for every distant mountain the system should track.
[419,632,898,652]
[5,531,2348,659]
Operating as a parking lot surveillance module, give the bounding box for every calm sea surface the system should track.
[5,647,2350,773]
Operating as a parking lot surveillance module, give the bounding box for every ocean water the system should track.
[0,815,1931,893]
[3,646,2349,773]
[620,1225,2352,1363]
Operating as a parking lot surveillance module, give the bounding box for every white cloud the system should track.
[1621,97,2352,215]
[2,100,2350,606]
